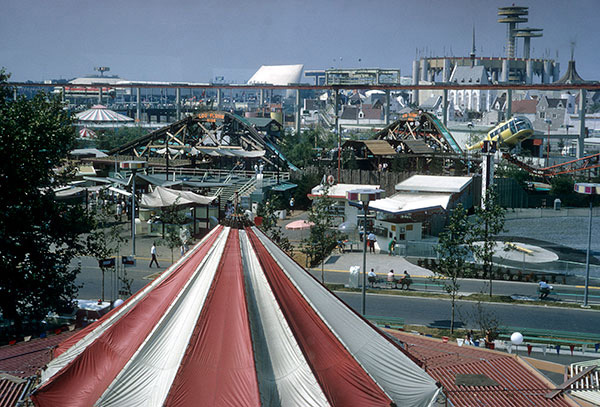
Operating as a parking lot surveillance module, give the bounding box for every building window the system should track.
[552,113,557,119]
[539,112,545,119]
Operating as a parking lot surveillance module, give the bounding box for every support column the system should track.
[61,86,65,103]
[98,86,103,104]
[442,89,448,127]
[136,88,141,122]
[506,88,512,120]
[295,89,301,136]
[420,58,429,82]
[553,62,561,82]
[525,59,533,84]
[542,60,552,84]
[501,59,509,82]
[13,87,17,100]
[578,89,587,159]
[442,59,451,83]
[412,59,420,105]
[259,88,264,107]
[216,88,222,110]
[385,90,390,125]
[176,87,181,121]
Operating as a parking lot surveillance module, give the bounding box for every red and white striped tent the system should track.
[78,127,97,140]
[75,104,134,123]
[31,226,440,407]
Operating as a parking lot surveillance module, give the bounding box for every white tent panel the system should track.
[41,228,221,384]
[97,229,229,407]
[253,227,440,407]
[140,186,215,208]
[240,231,330,407]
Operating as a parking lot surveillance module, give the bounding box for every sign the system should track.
[98,258,115,268]
[198,112,225,122]
[121,256,136,266]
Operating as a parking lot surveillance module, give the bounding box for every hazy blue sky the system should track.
[1,0,598,83]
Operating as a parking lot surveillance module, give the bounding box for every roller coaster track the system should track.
[502,152,600,178]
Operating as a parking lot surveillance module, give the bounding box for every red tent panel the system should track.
[164,229,260,407]
[247,229,393,407]
[31,230,221,407]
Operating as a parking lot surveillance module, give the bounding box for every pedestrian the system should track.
[115,202,122,221]
[259,162,264,174]
[367,231,377,253]
[149,242,159,268]
[388,237,396,256]
[289,196,295,215]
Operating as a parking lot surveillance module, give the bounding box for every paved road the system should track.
[307,265,600,305]
[335,291,600,335]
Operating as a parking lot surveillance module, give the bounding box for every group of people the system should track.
[387,269,412,290]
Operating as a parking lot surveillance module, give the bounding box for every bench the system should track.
[498,326,600,345]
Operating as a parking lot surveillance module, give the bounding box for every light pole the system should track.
[347,189,385,315]
[544,118,552,160]
[574,183,599,308]
[120,161,146,257]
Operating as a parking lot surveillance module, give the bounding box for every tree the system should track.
[301,185,341,283]
[472,187,506,297]
[159,202,188,263]
[435,204,471,333]
[257,197,292,254]
[0,69,93,333]
[86,193,128,301]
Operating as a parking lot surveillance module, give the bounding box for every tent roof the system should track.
[75,105,134,123]
[139,186,215,208]
[247,64,304,85]
[395,175,472,193]
[367,192,451,215]
[32,227,439,407]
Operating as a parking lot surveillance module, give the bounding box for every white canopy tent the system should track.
[140,186,215,208]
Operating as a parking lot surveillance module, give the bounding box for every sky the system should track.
[1,0,598,83]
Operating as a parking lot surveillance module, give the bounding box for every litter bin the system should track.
[554,198,561,210]
[349,266,360,288]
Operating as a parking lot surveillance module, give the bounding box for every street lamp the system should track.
[574,183,600,308]
[120,161,146,257]
[346,188,385,315]
[544,118,552,160]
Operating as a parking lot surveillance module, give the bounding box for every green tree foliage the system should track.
[301,185,341,282]
[279,127,338,169]
[472,188,506,297]
[550,175,574,196]
[435,204,472,333]
[0,70,93,332]
[495,162,533,189]
[159,202,188,263]
[291,171,321,210]
[86,194,128,301]
[96,126,146,151]
[257,198,292,254]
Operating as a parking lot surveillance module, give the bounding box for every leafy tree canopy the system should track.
[0,69,92,332]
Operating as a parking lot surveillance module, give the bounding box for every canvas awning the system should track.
[32,227,440,407]
[139,186,215,208]
[366,192,451,215]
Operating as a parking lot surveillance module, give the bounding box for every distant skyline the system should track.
[1,0,598,83]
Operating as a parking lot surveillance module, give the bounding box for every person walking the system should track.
[388,237,397,256]
[149,242,160,268]
[289,197,295,216]
[367,231,377,253]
